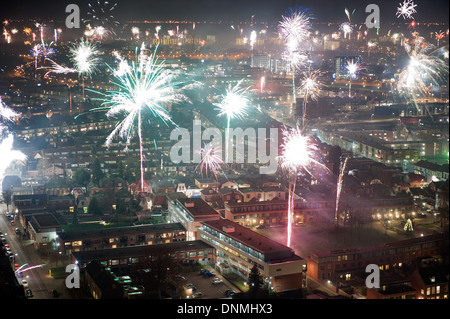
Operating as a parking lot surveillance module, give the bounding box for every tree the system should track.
[90,158,105,186]
[328,146,342,175]
[248,263,264,298]
[2,190,12,210]
[87,196,102,216]
[73,168,91,187]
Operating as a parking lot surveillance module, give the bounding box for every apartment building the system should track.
[307,232,449,282]
[168,197,221,240]
[224,199,334,227]
[410,265,449,299]
[198,219,306,292]
[57,223,187,254]
[71,240,215,270]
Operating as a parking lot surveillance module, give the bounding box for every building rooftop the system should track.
[32,213,62,228]
[57,223,186,241]
[311,232,449,258]
[201,219,303,262]
[175,198,220,219]
[72,240,213,265]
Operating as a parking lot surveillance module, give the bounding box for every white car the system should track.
[212,278,223,284]
[22,280,29,288]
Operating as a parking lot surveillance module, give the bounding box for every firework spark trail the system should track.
[39,58,78,77]
[299,69,322,130]
[367,40,377,57]
[335,157,349,225]
[250,30,257,50]
[346,59,360,98]
[194,143,227,180]
[278,126,325,247]
[30,40,56,70]
[396,0,417,19]
[435,31,445,46]
[90,44,188,191]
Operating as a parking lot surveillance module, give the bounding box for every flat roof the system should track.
[72,240,213,264]
[201,219,302,262]
[32,213,61,228]
[57,223,186,241]
[311,232,449,258]
[175,198,220,219]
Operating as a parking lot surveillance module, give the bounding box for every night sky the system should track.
[1,0,449,23]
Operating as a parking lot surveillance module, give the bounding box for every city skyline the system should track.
[1,0,449,22]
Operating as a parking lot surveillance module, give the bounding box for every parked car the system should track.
[203,271,216,278]
[22,280,28,288]
[25,289,33,298]
[212,278,223,284]
[224,289,236,297]
[191,292,203,299]
[185,284,197,292]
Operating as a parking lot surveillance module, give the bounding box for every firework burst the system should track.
[195,143,226,180]
[398,35,448,117]
[278,8,312,51]
[278,8,313,103]
[346,59,361,97]
[214,80,252,125]
[69,38,100,77]
[214,80,253,162]
[340,22,353,39]
[299,69,322,129]
[396,0,417,19]
[0,134,27,179]
[278,126,324,247]
[90,44,188,191]
[83,0,120,33]
[0,97,20,123]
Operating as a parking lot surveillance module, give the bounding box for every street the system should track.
[0,203,68,299]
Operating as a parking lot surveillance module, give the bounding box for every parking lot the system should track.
[179,268,240,299]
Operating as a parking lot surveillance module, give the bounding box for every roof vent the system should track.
[222,226,235,233]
